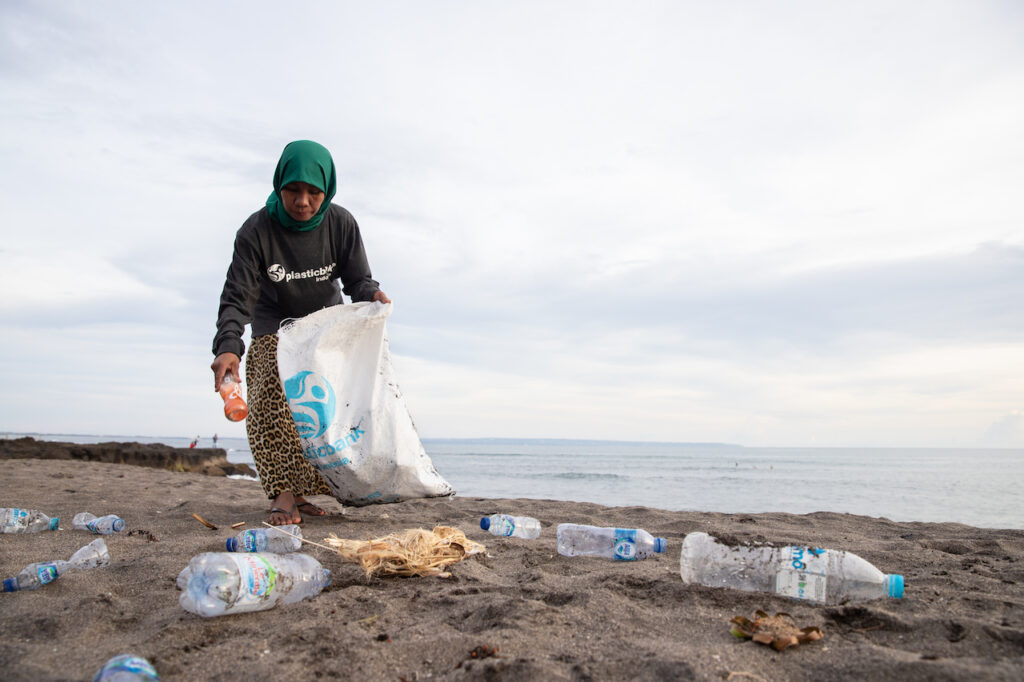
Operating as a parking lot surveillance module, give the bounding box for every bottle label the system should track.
[86,520,100,533]
[102,656,158,679]
[775,546,828,602]
[497,518,515,537]
[36,563,59,585]
[229,554,277,605]
[613,529,639,560]
[241,530,267,552]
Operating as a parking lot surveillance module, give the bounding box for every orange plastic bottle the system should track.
[219,374,249,422]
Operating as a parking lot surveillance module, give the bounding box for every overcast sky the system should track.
[1,1,1022,447]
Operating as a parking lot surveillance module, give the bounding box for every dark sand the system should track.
[1,458,1023,681]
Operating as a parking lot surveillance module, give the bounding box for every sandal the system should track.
[295,501,328,517]
[267,505,301,526]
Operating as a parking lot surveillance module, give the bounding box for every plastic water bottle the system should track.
[556,523,667,561]
[92,654,159,681]
[219,373,249,422]
[177,552,331,617]
[226,524,302,552]
[1,507,59,533]
[73,512,126,534]
[678,532,905,604]
[480,514,542,539]
[3,538,110,591]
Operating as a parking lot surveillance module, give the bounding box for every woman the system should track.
[211,140,390,525]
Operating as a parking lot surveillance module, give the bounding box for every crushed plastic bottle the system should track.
[1,507,59,533]
[219,373,249,422]
[3,538,110,592]
[679,531,905,604]
[480,514,542,539]
[556,523,667,561]
[73,512,126,535]
[226,524,302,552]
[177,552,330,617]
[92,654,160,681]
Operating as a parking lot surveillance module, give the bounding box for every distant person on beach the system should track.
[212,433,218,445]
[210,140,390,525]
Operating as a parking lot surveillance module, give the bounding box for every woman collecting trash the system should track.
[211,140,390,525]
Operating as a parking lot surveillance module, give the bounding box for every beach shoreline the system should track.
[1,458,1023,681]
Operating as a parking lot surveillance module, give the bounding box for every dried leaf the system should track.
[730,611,824,651]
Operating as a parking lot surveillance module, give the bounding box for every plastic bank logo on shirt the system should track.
[283,371,336,439]
[267,262,335,284]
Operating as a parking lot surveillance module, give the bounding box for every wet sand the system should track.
[1,458,1023,681]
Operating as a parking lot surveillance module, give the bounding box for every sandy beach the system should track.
[2,456,1023,681]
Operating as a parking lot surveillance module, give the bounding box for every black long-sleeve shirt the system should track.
[212,204,380,358]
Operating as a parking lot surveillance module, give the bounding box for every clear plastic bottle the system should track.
[3,538,110,592]
[480,514,542,539]
[1,507,59,533]
[226,524,302,552]
[177,552,331,617]
[92,654,160,681]
[73,512,126,534]
[556,523,667,561]
[678,531,905,604]
[219,374,249,422]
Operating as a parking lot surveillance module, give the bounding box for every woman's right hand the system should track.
[211,352,241,391]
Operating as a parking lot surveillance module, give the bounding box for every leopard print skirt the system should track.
[245,334,332,500]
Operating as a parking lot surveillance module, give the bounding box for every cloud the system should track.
[1,2,1022,446]
[981,411,1024,448]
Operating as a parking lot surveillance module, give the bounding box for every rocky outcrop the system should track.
[0,437,257,477]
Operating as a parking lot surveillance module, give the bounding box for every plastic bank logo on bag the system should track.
[276,302,455,506]
[283,371,337,439]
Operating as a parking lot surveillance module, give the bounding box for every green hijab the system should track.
[266,140,338,231]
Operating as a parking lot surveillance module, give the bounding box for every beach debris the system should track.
[730,610,824,651]
[93,653,159,681]
[455,645,499,669]
[3,539,110,592]
[324,526,485,578]
[231,521,246,529]
[127,529,158,542]
[191,513,218,530]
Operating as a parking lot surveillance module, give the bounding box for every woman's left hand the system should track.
[373,290,392,304]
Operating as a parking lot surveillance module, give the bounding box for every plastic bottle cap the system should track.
[2,578,16,592]
[322,569,332,588]
[887,574,905,599]
[112,518,126,533]
[654,538,667,553]
[226,537,239,552]
[49,518,59,530]
[479,517,491,531]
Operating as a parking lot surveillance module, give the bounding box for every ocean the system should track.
[7,433,1023,530]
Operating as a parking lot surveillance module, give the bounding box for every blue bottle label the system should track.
[241,530,267,552]
[101,655,159,679]
[497,517,515,536]
[613,529,639,560]
[36,563,59,585]
[775,546,828,602]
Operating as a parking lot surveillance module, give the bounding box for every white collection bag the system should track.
[275,302,454,506]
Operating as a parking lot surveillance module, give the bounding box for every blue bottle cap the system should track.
[887,574,904,599]
[112,517,126,533]
[3,578,17,592]
[226,537,239,552]
[49,518,59,531]
[480,517,490,530]
[654,538,667,553]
